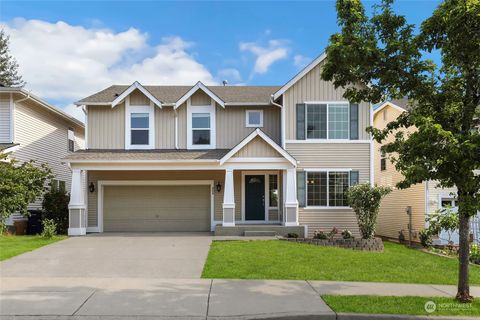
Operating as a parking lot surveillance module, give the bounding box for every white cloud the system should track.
[239,40,289,74]
[2,18,217,119]
[217,68,242,82]
[293,54,311,69]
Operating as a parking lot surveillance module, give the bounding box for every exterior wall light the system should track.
[216,182,222,192]
[89,182,95,193]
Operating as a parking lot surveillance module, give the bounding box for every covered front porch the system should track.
[64,130,301,236]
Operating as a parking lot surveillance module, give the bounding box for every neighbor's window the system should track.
[68,128,75,152]
[130,113,149,145]
[269,174,278,208]
[192,113,211,145]
[306,103,349,139]
[307,171,349,207]
[246,110,264,127]
[380,150,387,171]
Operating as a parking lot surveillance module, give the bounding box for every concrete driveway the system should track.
[0,232,213,278]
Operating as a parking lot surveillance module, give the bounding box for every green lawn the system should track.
[322,295,480,317]
[202,240,480,285]
[0,235,66,261]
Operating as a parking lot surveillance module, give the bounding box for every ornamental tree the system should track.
[346,183,391,239]
[0,153,52,233]
[322,0,480,302]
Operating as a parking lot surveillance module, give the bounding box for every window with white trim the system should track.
[130,113,150,145]
[192,113,211,145]
[306,171,350,207]
[246,110,264,127]
[306,103,349,139]
[187,103,215,149]
[68,128,75,152]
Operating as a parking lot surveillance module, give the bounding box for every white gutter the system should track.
[13,90,31,104]
[270,95,285,148]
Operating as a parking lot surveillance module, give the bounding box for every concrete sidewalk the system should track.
[1,277,479,319]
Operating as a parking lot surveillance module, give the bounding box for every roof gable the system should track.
[174,81,224,109]
[220,129,296,166]
[373,101,407,116]
[273,52,327,100]
[112,81,163,108]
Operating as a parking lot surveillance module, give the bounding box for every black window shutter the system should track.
[350,171,359,186]
[350,103,359,140]
[297,171,306,207]
[296,103,306,140]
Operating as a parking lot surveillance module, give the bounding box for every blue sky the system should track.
[0,0,441,120]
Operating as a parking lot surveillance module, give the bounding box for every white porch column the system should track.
[284,168,299,226]
[68,169,86,236]
[222,169,235,226]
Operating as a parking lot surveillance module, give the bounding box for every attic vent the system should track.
[114,93,119,97]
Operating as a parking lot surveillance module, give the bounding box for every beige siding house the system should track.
[373,100,478,244]
[65,54,372,237]
[0,87,85,224]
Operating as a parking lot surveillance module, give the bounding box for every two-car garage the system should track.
[101,182,212,232]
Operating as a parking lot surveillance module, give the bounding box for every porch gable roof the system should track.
[219,128,297,166]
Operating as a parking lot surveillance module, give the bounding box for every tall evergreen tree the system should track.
[322,0,480,302]
[0,29,25,87]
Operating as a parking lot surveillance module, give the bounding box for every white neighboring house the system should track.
[0,86,85,227]
[373,100,479,245]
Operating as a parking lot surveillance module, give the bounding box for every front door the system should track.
[245,175,265,220]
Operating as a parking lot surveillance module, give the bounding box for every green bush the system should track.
[313,230,328,240]
[341,229,354,240]
[419,229,432,247]
[42,183,70,234]
[41,219,57,239]
[426,207,459,245]
[287,232,299,238]
[346,183,391,239]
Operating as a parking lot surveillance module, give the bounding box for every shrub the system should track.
[313,230,328,240]
[419,229,432,247]
[425,206,459,245]
[341,229,354,240]
[470,244,480,265]
[41,218,57,239]
[327,227,338,240]
[287,232,298,238]
[346,183,391,239]
[42,182,70,234]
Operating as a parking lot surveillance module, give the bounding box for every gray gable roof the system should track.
[77,85,281,105]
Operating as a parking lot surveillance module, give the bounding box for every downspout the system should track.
[270,95,285,148]
[174,107,179,149]
[14,90,31,104]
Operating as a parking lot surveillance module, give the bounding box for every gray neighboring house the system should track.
[66,53,373,237]
[0,87,85,226]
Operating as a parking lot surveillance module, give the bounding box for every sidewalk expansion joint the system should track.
[206,279,213,320]
[71,289,96,316]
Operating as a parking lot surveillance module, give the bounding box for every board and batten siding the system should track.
[233,136,281,158]
[374,105,426,241]
[155,107,175,149]
[12,98,85,209]
[0,93,12,142]
[87,104,125,149]
[283,58,370,141]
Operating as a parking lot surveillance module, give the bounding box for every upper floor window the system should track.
[131,113,149,145]
[126,99,154,150]
[306,103,349,139]
[187,103,215,149]
[246,110,264,128]
[68,128,75,152]
[380,150,387,171]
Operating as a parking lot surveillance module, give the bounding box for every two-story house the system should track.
[0,87,85,228]
[65,53,373,237]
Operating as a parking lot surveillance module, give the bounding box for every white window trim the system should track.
[305,101,350,140]
[304,168,352,209]
[125,96,155,150]
[187,98,216,149]
[245,110,264,128]
[268,173,279,210]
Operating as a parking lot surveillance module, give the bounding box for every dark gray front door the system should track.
[245,175,265,220]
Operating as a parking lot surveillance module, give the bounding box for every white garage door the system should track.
[103,185,211,232]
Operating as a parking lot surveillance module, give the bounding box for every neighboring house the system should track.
[373,100,479,244]
[0,87,85,226]
[65,53,373,237]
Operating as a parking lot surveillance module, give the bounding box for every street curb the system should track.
[336,312,478,320]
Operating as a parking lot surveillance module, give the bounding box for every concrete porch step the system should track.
[244,230,277,237]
